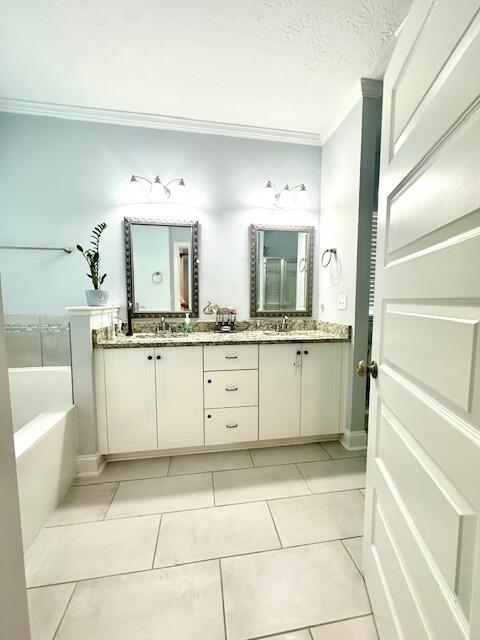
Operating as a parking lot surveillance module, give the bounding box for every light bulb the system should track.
[277,185,292,208]
[261,181,276,207]
[174,178,187,202]
[296,184,310,207]
[127,175,145,202]
[150,176,166,202]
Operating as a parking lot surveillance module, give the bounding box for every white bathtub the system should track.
[10,367,77,549]
[9,366,73,432]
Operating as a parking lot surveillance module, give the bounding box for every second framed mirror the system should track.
[250,224,314,317]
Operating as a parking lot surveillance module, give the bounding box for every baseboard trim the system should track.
[76,451,106,477]
[340,428,368,451]
[106,434,342,461]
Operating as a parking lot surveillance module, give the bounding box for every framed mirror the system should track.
[124,217,199,317]
[250,224,314,317]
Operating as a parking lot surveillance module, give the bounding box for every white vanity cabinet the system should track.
[203,344,259,446]
[259,343,344,440]
[300,343,343,436]
[102,347,158,453]
[259,344,302,440]
[96,339,345,456]
[98,345,203,454]
[156,346,204,449]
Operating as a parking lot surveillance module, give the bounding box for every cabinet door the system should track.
[300,343,342,436]
[259,344,301,440]
[104,348,157,453]
[156,346,204,449]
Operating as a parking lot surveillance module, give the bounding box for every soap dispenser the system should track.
[183,311,193,334]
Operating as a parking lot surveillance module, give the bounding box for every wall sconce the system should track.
[261,181,310,208]
[127,175,187,203]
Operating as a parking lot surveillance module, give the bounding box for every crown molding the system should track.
[320,78,383,144]
[0,97,322,146]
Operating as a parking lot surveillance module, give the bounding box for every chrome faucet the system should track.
[281,315,289,331]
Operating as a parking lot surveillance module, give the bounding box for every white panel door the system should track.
[104,348,157,453]
[364,2,480,639]
[156,346,204,449]
[300,343,342,436]
[259,344,301,439]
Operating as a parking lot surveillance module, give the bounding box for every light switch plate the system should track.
[337,294,347,310]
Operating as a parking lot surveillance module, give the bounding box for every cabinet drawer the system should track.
[205,407,258,445]
[204,370,258,408]
[204,344,258,371]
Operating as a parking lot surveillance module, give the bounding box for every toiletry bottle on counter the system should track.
[183,311,193,334]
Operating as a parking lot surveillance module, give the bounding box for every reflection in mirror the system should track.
[250,225,314,317]
[124,218,199,317]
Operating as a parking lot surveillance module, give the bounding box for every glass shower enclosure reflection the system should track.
[251,225,314,317]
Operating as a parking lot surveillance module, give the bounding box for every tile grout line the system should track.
[245,613,375,640]
[102,482,120,521]
[309,613,375,635]
[151,514,163,569]
[52,581,78,640]
[341,538,364,581]
[319,442,334,459]
[218,558,228,640]
[295,462,314,494]
[265,500,283,549]
[41,486,365,530]
[72,453,366,486]
[28,536,365,590]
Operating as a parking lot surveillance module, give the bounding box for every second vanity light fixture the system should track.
[261,181,310,208]
[128,175,187,203]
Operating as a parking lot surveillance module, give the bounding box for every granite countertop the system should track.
[95,324,351,349]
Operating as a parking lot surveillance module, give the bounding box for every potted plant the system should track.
[77,222,109,306]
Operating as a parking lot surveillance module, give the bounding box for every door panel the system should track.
[300,343,342,436]
[364,1,480,638]
[382,304,478,410]
[104,348,157,453]
[389,109,480,257]
[392,0,479,144]
[259,344,301,440]
[156,346,203,449]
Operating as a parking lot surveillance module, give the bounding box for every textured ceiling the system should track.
[0,0,411,135]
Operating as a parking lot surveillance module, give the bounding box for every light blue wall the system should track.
[318,102,363,326]
[319,97,381,438]
[0,113,321,320]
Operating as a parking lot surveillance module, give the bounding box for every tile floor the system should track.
[26,441,376,640]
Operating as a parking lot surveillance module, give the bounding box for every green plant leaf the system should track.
[78,222,108,287]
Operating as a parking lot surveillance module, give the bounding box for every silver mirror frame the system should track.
[124,217,199,318]
[249,223,314,317]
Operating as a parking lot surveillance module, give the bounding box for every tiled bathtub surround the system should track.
[26,441,374,640]
[5,314,71,367]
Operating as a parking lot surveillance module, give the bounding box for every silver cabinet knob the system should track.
[357,360,378,379]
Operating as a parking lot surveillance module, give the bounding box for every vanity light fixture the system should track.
[261,181,310,208]
[127,175,187,203]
